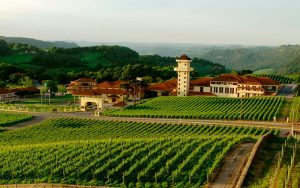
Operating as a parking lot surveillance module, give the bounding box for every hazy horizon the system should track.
[1,0,300,46]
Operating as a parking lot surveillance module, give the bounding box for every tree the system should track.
[57,84,67,95]
[0,80,7,88]
[0,63,18,80]
[19,76,33,87]
[0,40,11,55]
[43,80,58,95]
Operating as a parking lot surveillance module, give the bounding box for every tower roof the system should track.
[176,54,192,60]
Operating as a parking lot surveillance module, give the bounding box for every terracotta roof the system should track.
[212,74,279,86]
[0,88,14,95]
[256,77,280,85]
[240,76,262,85]
[188,91,216,96]
[96,80,129,89]
[176,54,192,60]
[148,79,177,91]
[190,77,213,86]
[74,78,96,83]
[71,90,96,96]
[111,80,129,88]
[212,74,243,82]
[11,86,40,92]
[97,88,127,95]
[96,81,112,88]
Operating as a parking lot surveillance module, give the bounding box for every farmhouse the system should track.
[66,78,96,94]
[67,79,144,111]
[0,88,18,102]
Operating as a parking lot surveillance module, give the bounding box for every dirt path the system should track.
[209,143,255,188]
[0,184,112,188]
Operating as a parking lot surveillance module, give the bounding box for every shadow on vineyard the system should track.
[0,111,32,127]
[0,117,279,187]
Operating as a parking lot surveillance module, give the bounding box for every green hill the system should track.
[200,45,300,73]
[0,42,227,84]
[0,36,78,49]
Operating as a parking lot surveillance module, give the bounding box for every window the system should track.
[225,88,229,93]
[214,87,218,93]
[230,88,234,94]
[219,87,224,93]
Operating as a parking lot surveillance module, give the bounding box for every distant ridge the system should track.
[0,36,78,49]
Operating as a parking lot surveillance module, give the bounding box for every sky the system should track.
[0,0,300,45]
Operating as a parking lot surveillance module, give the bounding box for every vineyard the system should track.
[253,74,298,84]
[290,97,300,122]
[0,118,275,145]
[245,136,300,188]
[105,96,285,121]
[0,117,277,187]
[0,111,32,127]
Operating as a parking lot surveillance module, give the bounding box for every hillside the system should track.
[200,45,300,73]
[0,36,78,49]
[282,54,300,74]
[0,41,227,83]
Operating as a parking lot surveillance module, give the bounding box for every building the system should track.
[67,78,96,94]
[70,80,143,107]
[11,86,40,97]
[210,74,280,97]
[174,54,194,96]
[189,77,215,96]
[148,74,280,98]
[0,88,18,102]
[147,79,177,96]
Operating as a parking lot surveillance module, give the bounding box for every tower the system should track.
[174,54,193,96]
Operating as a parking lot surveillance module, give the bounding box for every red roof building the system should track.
[0,88,18,102]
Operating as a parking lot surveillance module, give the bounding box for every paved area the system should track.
[209,143,255,188]
[2,110,299,131]
[277,84,298,98]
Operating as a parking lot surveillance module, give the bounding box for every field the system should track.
[0,111,32,127]
[0,117,276,187]
[105,96,285,121]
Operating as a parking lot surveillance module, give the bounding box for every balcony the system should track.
[174,67,194,72]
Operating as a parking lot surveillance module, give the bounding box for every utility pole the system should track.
[48,89,51,105]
